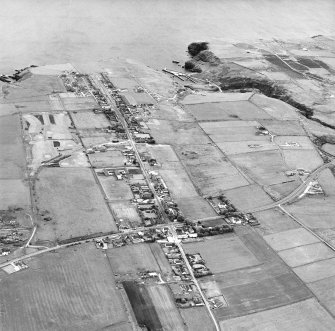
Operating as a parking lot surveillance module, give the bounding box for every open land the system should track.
[34,167,117,243]
[2,36,335,329]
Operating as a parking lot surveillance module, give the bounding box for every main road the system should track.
[245,159,335,213]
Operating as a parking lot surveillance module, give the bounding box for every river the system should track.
[0,0,334,73]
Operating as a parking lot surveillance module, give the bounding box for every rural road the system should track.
[245,159,335,213]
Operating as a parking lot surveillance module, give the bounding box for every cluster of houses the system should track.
[98,228,169,248]
[149,171,184,222]
[186,253,212,278]
[60,71,92,96]
[170,282,204,308]
[207,195,260,227]
[161,242,192,281]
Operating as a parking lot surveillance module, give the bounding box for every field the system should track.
[217,140,278,155]
[0,115,26,178]
[147,120,210,145]
[35,167,117,243]
[199,120,266,143]
[219,298,334,330]
[98,175,133,200]
[107,243,171,276]
[230,150,290,186]
[71,111,110,129]
[109,200,142,226]
[185,100,272,121]
[147,284,185,331]
[293,257,335,283]
[308,275,335,316]
[258,119,306,135]
[89,150,126,167]
[250,93,300,120]
[223,184,272,211]
[176,144,249,195]
[0,179,31,209]
[110,77,138,89]
[180,307,216,331]
[61,96,97,111]
[203,230,312,321]
[123,281,162,330]
[181,92,253,104]
[274,136,315,149]
[152,101,194,121]
[278,242,335,268]
[263,228,319,251]
[285,197,335,231]
[267,179,301,199]
[0,244,131,331]
[184,235,259,273]
[282,149,323,171]
[317,168,335,196]
[176,196,217,220]
[254,208,299,236]
[11,99,52,113]
[4,75,65,101]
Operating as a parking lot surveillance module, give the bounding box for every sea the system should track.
[0,0,334,73]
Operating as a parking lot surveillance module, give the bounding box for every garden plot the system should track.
[109,201,142,226]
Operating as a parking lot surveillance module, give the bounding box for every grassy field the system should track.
[275,136,315,150]
[278,242,335,268]
[250,94,300,120]
[107,243,171,276]
[151,101,194,121]
[308,275,335,317]
[267,179,301,199]
[147,120,210,145]
[286,197,335,231]
[181,92,253,104]
[263,228,320,251]
[230,150,290,186]
[35,167,117,243]
[180,307,216,331]
[176,196,217,220]
[61,96,97,111]
[98,175,133,200]
[0,115,26,179]
[282,149,323,171]
[317,168,335,196]
[176,144,249,195]
[217,140,278,155]
[185,101,272,121]
[0,179,31,209]
[219,298,334,330]
[12,99,52,113]
[254,208,300,236]
[224,184,273,211]
[199,120,267,143]
[147,284,185,331]
[0,244,131,331]
[258,119,306,135]
[293,257,335,283]
[184,235,259,274]
[71,110,110,129]
[4,75,65,101]
[109,200,142,226]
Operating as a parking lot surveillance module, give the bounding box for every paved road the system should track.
[91,75,169,223]
[246,159,335,213]
[169,226,220,331]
